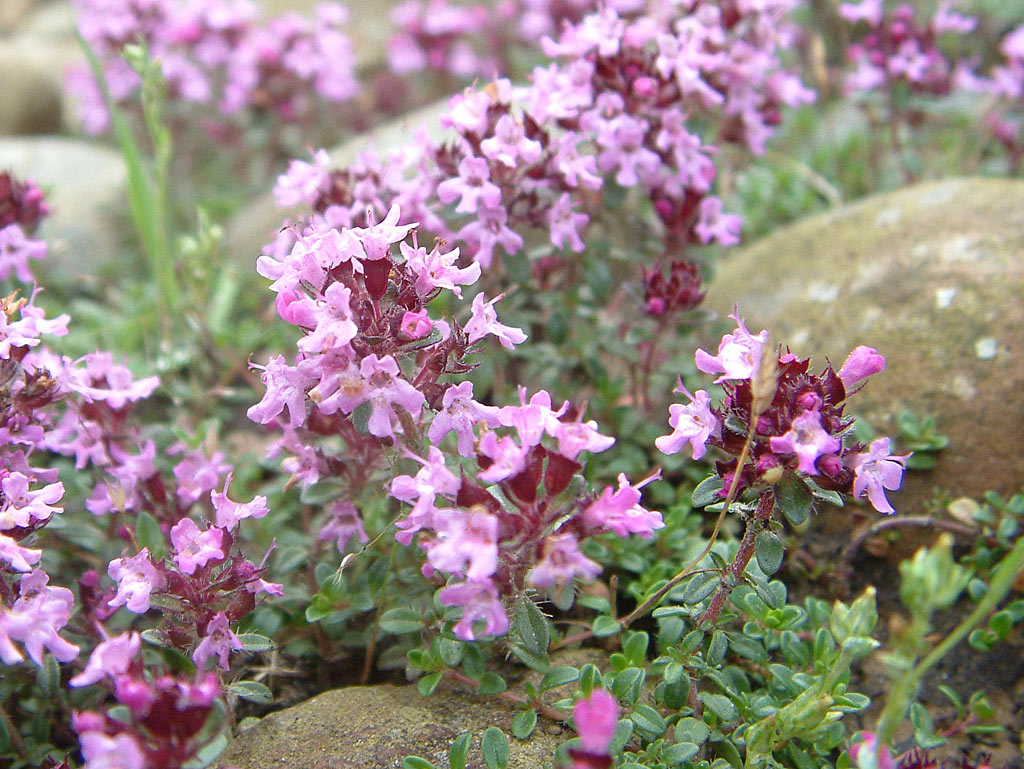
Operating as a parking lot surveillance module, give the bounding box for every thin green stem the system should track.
[875,535,1024,748]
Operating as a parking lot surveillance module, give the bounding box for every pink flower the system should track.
[399,309,432,340]
[78,731,146,769]
[480,114,543,168]
[655,385,717,460]
[839,0,883,27]
[108,549,165,614]
[477,433,528,484]
[465,293,527,350]
[584,473,664,538]
[401,241,481,298]
[849,733,896,769]
[392,446,460,544]
[527,534,601,592]
[572,689,619,762]
[211,474,269,530]
[273,148,331,207]
[0,472,63,529]
[848,438,908,514]
[0,569,79,666]
[193,611,244,670]
[319,500,369,554]
[0,533,41,571]
[428,381,502,457]
[437,155,503,214]
[695,309,767,382]
[0,224,46,283]
[769,408,841,475]
[549,417,616,460]
[438,580,509,641]
[695,196,742,247]
[70,632,140,687]
[837,346,885,389]
[426,508,498,581]
[169,518,225,575]
[247,354,317,428]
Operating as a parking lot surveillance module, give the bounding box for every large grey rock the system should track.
[226,97,455,264]
[704,177,1024,509]
[0,34,77,134]
[0,0,51,35]
[222,682,567,769]
[0,137,127,274]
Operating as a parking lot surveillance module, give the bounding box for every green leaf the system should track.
[693,476,725,508]
[379,608,426,635]
[141,628,168,647]
[592,615,622,637]
[683,573,719,604]
[449,732,471,769]
[514,595,550,655]
[135,511,166,560]
[540,666,579,692]
[437,637,464,667]
[608,719,635,754]
[675,717,710,745]
[481,727,510,769]
[630,704,667,735]
[418,671,443,697]
[776,474,813,526]
[755,531,785,575]
[579,664,599,696]
[37,653,60,699]
[707,630,728,666]
[228,681,273,704]
[664,742,701,765]
[238,633,276,653]
[512,709,538,739]
[700,693,739,723]
[612,667,645,703]
[402,757,436,769]
[191,732,229,768]
[478,672,507,695]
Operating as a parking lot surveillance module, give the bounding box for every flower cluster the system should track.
[0,290,77,668]
[250,203,664,640]
[70,0,358,139]
[391,387,662,640]
[71,633,226,769]
[657,310,907,514]
[970,24,1024,172]
[839,0,976,98]
[0,172,49,284]
[272,0,811,284]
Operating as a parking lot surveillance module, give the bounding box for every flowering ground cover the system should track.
[1,1,1023,767]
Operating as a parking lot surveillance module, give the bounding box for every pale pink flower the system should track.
[438,580,509,641]
[193,611,244,670]
[848,438,908,514]
[655,385,717,460]
[70,632,140,687]
[170,518,225,575]
[465,293,527,350]
[769,408,842,475]
[695,310,767,382]
[837,346,885,389]
[108,549,165,614]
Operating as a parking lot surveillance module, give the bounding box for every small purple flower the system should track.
[193,611,244,671]
[465,293,527,350]
[848,438,908,514]
[438,579,509,641]
[655,385,717,460]
[428,381,502,457]
[273,148,331,207]
[426,508,498,581]
[0,533,41,571]
[584,473,664,539]
[211,474,269,531]
[78,731,146,769]
[769,408,842,475]
[247,354,317,428]
[837,346,885,389]
[437,155,503,214]
[0,569,79,666]
[549,417,616,461]
[399,309,432,340]
[572,689,619,765]
[477,433,528,484]
[527,533,601,592]
[108,549,165,614]
[319,500,369,554]
[695,309,767,382]
[849,732,896,769]
[169,518,225,575]
[480,114,543,168]
[70,631,140,687]
[0,472,63,529]
[402,241,481,298]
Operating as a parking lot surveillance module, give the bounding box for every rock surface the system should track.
[0,137,127,274]
[703,177,1024,509]
[222,682,566,769]
[0,34,73,135]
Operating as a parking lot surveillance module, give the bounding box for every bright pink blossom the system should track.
[655,385,717,460]
[70,631,140,687]
[573,689,619,760]
[848,438,908,514]
[769,407,842,475]
[438,580,509,641]
[108,549,165,614]
[169,518,225,575]
[838,346,886,389]
[193,611,244,670]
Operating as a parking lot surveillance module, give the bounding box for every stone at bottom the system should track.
[222,682,566,769]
